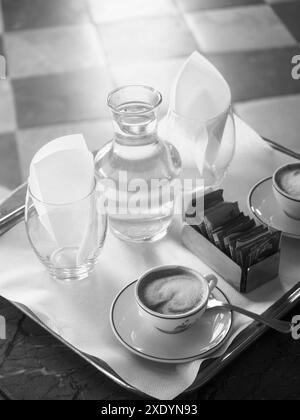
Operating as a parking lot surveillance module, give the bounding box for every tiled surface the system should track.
[88,0,178,23]
[272,1,300,41]
[0,0,297,184]
[0,80,17,133]
[4,25,106,78]
[0,185,8,198]
[13,68,113,128]
[0,37,3,55]
[266,0,300,3]
[185,5,296,53]
[2,0,90,31]
[98,17,197,64]
[0,133,21,188]
[176,0,264,11]
[208,47,300,101]
[0,3,3,34]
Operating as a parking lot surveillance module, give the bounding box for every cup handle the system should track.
[205,274,218,293]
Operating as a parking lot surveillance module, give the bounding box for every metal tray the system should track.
[9,283,300,398]
[1,184,300,398]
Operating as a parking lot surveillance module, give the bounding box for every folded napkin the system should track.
[29,134,94,205]
[170,51,231,121]
[0,116,299,400]
[160,52,232,181]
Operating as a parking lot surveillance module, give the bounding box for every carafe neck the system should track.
[108,86,162,147]
[112,108,159,146]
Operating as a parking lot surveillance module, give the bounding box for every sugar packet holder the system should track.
[182,224,281,294]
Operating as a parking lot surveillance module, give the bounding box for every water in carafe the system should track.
[95,86,181,243]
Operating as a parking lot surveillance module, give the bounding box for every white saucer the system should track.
[110,281,233,364]
[248,177,300,239]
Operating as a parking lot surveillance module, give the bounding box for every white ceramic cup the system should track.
[273,164,300,220]
[135,265,218,334]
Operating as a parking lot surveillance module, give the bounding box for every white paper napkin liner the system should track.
[170,51,231,120]
[30,134,88,166]
[205,108,229,167]
[29,134,93,204]
[28,134,95,265]
[29,135,94,204]
[168,52,231,175]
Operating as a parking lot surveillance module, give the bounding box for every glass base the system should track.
[110,226,168,243]
[48,247,95,281]
[49,267,94,282]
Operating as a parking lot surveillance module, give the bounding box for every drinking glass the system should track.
[25,181,107,281]
[159,105,236,190]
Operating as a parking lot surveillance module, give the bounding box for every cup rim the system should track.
[135,265,210,320]
[273,164,300,203]
[27,177,97,206]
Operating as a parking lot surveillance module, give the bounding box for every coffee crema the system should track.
[278,166,300,198]
[140,275,206,315]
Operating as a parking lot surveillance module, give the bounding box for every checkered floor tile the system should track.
[2,0,90,31]
[4,24,106,78]
[185,5,296,53]
[175,0,265,12]
[87,0,179,23]
[0,0,299,188]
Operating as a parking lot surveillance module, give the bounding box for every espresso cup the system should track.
[273,164,300,220]
[135,265,218,334]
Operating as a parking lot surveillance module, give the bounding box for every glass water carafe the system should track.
[95,85,181,243]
